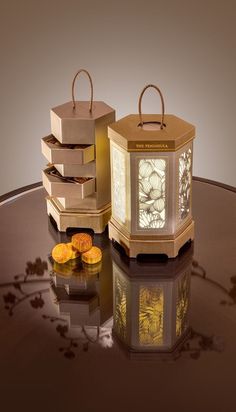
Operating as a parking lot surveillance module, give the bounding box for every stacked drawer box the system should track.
[41,99,115,233]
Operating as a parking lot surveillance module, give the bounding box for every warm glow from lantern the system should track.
[113,269,127,340]
[111,243,193,353]
[139,286,164,345]
[176,272,190,338]
[111,144,127,224]
[138,158,166,229]
[179,147,192,221]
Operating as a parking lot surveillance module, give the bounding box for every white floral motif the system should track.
[112,146,126,224]
[138,159,166,229]
[179,149,192,220]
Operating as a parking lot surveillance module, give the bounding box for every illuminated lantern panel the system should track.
[111,145,127,225]
[139,159,166,229]
[112,243,193,352]
[178,148,192,222]
[108,84,195,258]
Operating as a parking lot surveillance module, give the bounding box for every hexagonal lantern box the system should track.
[108,84,195,257]
[42,69,115,233]
[111,242,193,356]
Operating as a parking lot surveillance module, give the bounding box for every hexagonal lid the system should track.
[108,84,195,152]
[51,100,114,120]
[108,114,195,152]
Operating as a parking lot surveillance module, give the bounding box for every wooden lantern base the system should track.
[46,196,111,233]
[108,220,194,258]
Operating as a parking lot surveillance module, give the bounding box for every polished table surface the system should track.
[0,179,236,412]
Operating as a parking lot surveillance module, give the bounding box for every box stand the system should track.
[46,196,111,234]
[108,219,194,258]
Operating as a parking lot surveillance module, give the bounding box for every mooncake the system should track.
[52,243,72,264]
[71,233,92,253]
[81,246,102,264]
[66,242,79,259]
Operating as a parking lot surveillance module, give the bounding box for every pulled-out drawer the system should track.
[41,135,95,165]
[42,166,95,199]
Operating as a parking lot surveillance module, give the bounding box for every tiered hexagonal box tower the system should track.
[41,70,115,233]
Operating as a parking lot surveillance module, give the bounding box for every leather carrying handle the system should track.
[138,84,165,129]
[71,69,93,112]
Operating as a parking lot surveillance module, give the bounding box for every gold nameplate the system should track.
[128,141,176,152]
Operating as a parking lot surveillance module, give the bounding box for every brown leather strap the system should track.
[71,69,93,112]
[138,84,165,129]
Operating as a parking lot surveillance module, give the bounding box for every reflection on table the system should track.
[111,242,193,359]
[50,257,113,329]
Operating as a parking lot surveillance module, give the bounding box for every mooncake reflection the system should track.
[50,256,112,328]
[111,242,193,356]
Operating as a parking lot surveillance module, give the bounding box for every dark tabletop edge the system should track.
[0,181,43,203]
[0,177,235,204]
[193,176,236,193]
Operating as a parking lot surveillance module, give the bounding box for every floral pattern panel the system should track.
[138,159,166,229]
[176,272,190,338]
[114,271,127,341]
[112,145,126,224]
[179,148,192,221]
[139,286,164,345]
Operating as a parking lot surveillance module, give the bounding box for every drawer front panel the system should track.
[41,135,95,165]
[42,167,95,199]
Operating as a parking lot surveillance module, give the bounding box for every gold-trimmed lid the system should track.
[108,84,195,152]
[108,114,195,152]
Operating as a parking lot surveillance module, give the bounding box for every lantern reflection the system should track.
[112,243,193,353]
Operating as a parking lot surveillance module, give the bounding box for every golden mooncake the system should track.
[81,246,102,264]
[51,243,72,264]
[71,233,92,253]
[66,242,80,259]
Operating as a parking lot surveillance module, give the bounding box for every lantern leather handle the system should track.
[138,84,165,129]
[71,69,94,112]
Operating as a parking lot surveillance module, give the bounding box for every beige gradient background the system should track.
[0,0,236,195]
